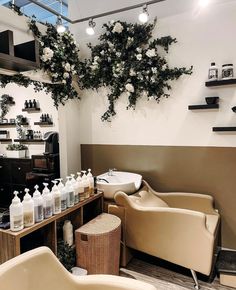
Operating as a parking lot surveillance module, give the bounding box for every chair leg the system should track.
[190,269,200,289]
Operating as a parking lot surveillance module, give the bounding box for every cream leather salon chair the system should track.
[0,246,156,290]
[109,180,220,289]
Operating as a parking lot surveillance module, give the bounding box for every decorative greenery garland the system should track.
[79,20,193,121]
[0,94,14,120]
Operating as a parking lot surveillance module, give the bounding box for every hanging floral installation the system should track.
[79,20,193,121]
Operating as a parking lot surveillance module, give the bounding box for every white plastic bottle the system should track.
[51,180,61,214]
[56,178,67,211]
[65,176,75,207]
[77,172,85,201]
[22,188,35,227]
[71,174,79,204]
[10,191,24,232]
[82,170,90,199]
[63,220,73,246]
[42,183,53,218]
[33,185,44,223]
[87,168,94,196]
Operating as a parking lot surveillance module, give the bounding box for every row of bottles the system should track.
[9,169,95,232]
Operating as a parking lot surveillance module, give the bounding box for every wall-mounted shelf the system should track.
[22,108,40,112]
[205,79,236,87]
[213,127,236,132]
[0,138,12,142]
[14,139,44,143]
[34,122,53,126]
[188,104,219,110]
[0,122,29,127]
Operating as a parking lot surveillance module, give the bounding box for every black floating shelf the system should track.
[22,107,40,112]
[188,104,219,110]
[0,138,12,142]
[34,122,53,126]
[0,122,29,127]
[205,78,236,87]
[14,139,44,143]
[213,127,236,132]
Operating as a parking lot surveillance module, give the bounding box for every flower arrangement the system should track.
[79,20,193,121]
[6,143,28,151]
[0,94,14,120]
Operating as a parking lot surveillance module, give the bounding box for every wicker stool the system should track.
[75,213,121,275]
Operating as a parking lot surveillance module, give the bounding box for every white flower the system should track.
[116,52,121,57]
[146,49,156,58]
[65,62,71,72]
[112,22,124,33]
[136,54,142,61]
[100,50,105,55]
[62,80,66,84]
[41,47,54,62]
[151,67,157,74]
[125,83,134,93]
[136,47,142,53]
[63,72,70,79]
[129,69,136,76]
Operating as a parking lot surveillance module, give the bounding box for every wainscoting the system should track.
[81,144,236,249]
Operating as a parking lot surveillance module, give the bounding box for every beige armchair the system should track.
[109,180,220,289]
[0,246,156,290]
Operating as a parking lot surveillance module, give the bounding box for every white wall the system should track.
[69,0,236,147]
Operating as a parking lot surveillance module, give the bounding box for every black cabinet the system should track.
[11,159,32,185]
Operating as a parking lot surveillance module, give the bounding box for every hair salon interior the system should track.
[0,0,236,289]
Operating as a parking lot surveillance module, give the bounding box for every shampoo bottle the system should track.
[77,172,85,201]
[82,170,90,199]
[51,180,61,214]
[65,176,75,207]
[87,168,94,196]
[22,188,34,227]
[56,178,67,211]
[42,183,53,218]
[71,174,79,204]
[10,191,24,232]
[33,185,44,223]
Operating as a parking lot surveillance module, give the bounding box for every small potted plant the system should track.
[6,143,28,158]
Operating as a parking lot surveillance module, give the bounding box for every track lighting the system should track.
[86,18,96,35]
[56,16,66,33]
[139,4,149,23]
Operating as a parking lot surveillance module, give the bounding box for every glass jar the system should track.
[222,64,234,79]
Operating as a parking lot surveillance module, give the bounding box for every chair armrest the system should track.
[72,274,157,290]
[142,180,218,215]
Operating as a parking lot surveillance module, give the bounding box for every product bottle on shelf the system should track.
[51,180,61,214]
[81,170,90,199]
[9,191,24,232]
[42,183,53,218]
[87,168,95,196]
[56,178,67,211]
[71,174,79,204]
[24,100,28,109]
[32,99,37,108]
[22,188,35,227]
[65,176,75,207]
[208,62,218,81]
[63,220,73,246]
[28,99,33,108]
[77,172,85,201]
[33,185,44,223]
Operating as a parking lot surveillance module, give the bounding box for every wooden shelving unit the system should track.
[22,108,40,112]
[205,79,236,87]
[34,121,53,126]
[0,122,29,127]
[188,104,219,110]
[213,127,236,132]
[14,139,44,143]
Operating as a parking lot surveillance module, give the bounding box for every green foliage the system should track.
[79,20,193,121]
[57,240,76,272]
[0,94,14,119]
[6,143,28,151]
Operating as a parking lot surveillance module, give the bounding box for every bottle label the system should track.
[13,215,23,230]
[24,211,34,226]
[44,205,52,218]
[61,199,67,211]
[54,196,61,213]
[68,191,75,207]
[35,205,43,222]
[84,186,89,198]
[74,192,79,204]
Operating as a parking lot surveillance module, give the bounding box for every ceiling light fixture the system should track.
[199,0,210,8]
[56,0,66,33]
[139,4,149,23]
[86,18,96,35]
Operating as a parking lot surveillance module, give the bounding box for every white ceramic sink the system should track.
[96,171,142,199]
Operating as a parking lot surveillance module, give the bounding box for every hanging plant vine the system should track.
[0,94,14,119]
[79,20,193,121]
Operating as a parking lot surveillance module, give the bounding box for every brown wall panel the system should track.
[81,144,236,249]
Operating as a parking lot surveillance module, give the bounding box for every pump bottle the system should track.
[56,178,67,211]
[10,191,24,231]
[77,172,85,201]
[87,169,94,196]
[42,183,53,218]
[71,174,79,204]
[65,176,75,207]
[33,185,44,223]
[22,188,35,227]
[51,180,61,214]
[82,170,90,199]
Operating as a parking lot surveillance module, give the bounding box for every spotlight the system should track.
[56,16,66,33]
[139,4,149,23]
[199,0,210,7]
[86,18,96,35]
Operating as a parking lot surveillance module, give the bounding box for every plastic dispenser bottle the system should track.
[10,191,24,232]
[56,178,67,211]
[63,220,73,246]
[71,174,79,204]
[22,188,35,227]
[42,183,53,219]
[51,180,61,214]
[76,172,84,201]
[65,176,75,207]
[33,185,44,223]
[87,169,94,196]
[82,171,90,199]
